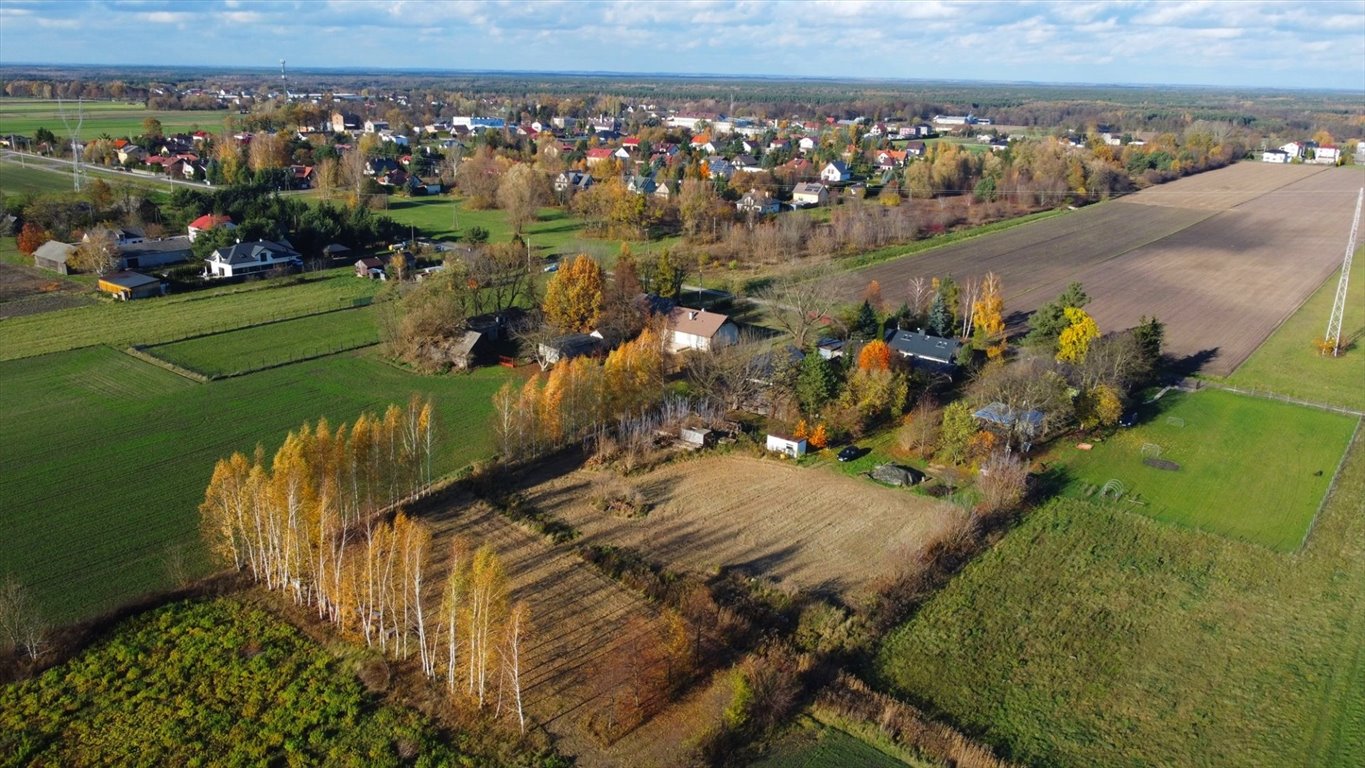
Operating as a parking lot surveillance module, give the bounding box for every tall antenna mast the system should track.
[58,96,84,192]
[1324,187,1363,356]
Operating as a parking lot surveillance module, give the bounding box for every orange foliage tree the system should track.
[17,222,49,255]
[543,254,605,332]
[857,339,892,372]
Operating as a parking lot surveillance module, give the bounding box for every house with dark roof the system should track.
[97,271,163,300]
[820,161,851,183]
[205,240,302,278]
[538,333,607,366]
[114,236,192,271]
[626,175,657,195]
[554,171,594,194]
[885,329,962,375]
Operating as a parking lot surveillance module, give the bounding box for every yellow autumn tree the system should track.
[543,254,605,332]
[1056,306,1100,364]
[971,272,1007,359]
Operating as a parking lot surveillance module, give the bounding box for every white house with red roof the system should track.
[187,214,235,242]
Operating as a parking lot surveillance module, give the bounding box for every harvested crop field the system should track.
[856,164,1365,375]
[524,455,969,596]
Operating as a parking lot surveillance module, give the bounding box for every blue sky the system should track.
[1,0,1362,91]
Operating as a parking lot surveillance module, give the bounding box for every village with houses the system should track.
[2,34,1364,768]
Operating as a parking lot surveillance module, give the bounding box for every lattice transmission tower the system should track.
[1324,187,1363,356]
[58,97,84,193]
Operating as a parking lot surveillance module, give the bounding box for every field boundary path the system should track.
[124,345,209,383]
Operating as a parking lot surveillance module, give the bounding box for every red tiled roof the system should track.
[189,214,232,230]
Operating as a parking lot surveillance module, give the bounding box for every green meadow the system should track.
[0,345,510,624]
[877,427,1365,767]
[147,305,379,377]
[1052,389,1357,552]
[0,98,225,139]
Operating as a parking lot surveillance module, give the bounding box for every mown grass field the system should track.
[0,161,79,196]
[147,305,379,377]
[0,598,480,767]
[0,345,511,624]
[750,715,925,768]
[876,426,1365,768]
[1051,389,1357,551]
[0,270,379,361]
[0,97,225,139]
[1226,246,1365,412]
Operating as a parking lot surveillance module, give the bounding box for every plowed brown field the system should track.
[856,164,1365,375]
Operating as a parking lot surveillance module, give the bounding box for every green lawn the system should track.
[0,270,379,361]
[876,427,1365,768]
[0,346,510,624]
[1226,246,1365,412]
[750,715,925,768]
[0,97,226,139]
[0,598,480,766]
[0,162,80,196]
[1051,389,1357,551]
[147,305,380,377]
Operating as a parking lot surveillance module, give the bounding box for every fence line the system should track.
[1300,416,1364,551]
[1208,383,1365,417]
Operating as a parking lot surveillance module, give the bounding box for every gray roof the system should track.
[793,182,826,195]
[450,330,483,358]
[210,240,301,266]
[100,271,161,289]
[886,329,961,365]
[547,333,605,358]
[33,240,76,263]
[973,403,1045,434]
[119,236,191,258]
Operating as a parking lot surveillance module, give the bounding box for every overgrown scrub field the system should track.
[524,455,969,595]
[1053,389,1357,551]
[0,598,478,767]
[0,270,379,361]
[855,164,1364,375]
[0,97,221,138]
[876,431,1365,768]
[1227,245,1365,411]
[415,496,664,764]
[147,305,379,377]
[0,346,509,623]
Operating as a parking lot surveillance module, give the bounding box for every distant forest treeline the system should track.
[3,66,1361,138]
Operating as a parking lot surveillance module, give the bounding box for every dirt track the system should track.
[526,455,969,596]
[855,163,1365,375]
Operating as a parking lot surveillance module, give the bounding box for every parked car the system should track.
[542,262,559,272]
[1119,411,1139,428]
[837,446,863,462]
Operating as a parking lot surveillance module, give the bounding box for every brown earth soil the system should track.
[0,262,91,317]
[855,163,1365,375]
[525,454,969,597]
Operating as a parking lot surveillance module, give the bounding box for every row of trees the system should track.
[198,400,534,731]
[493,328,666,462]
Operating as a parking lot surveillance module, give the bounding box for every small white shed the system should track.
[766,433,808,458]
